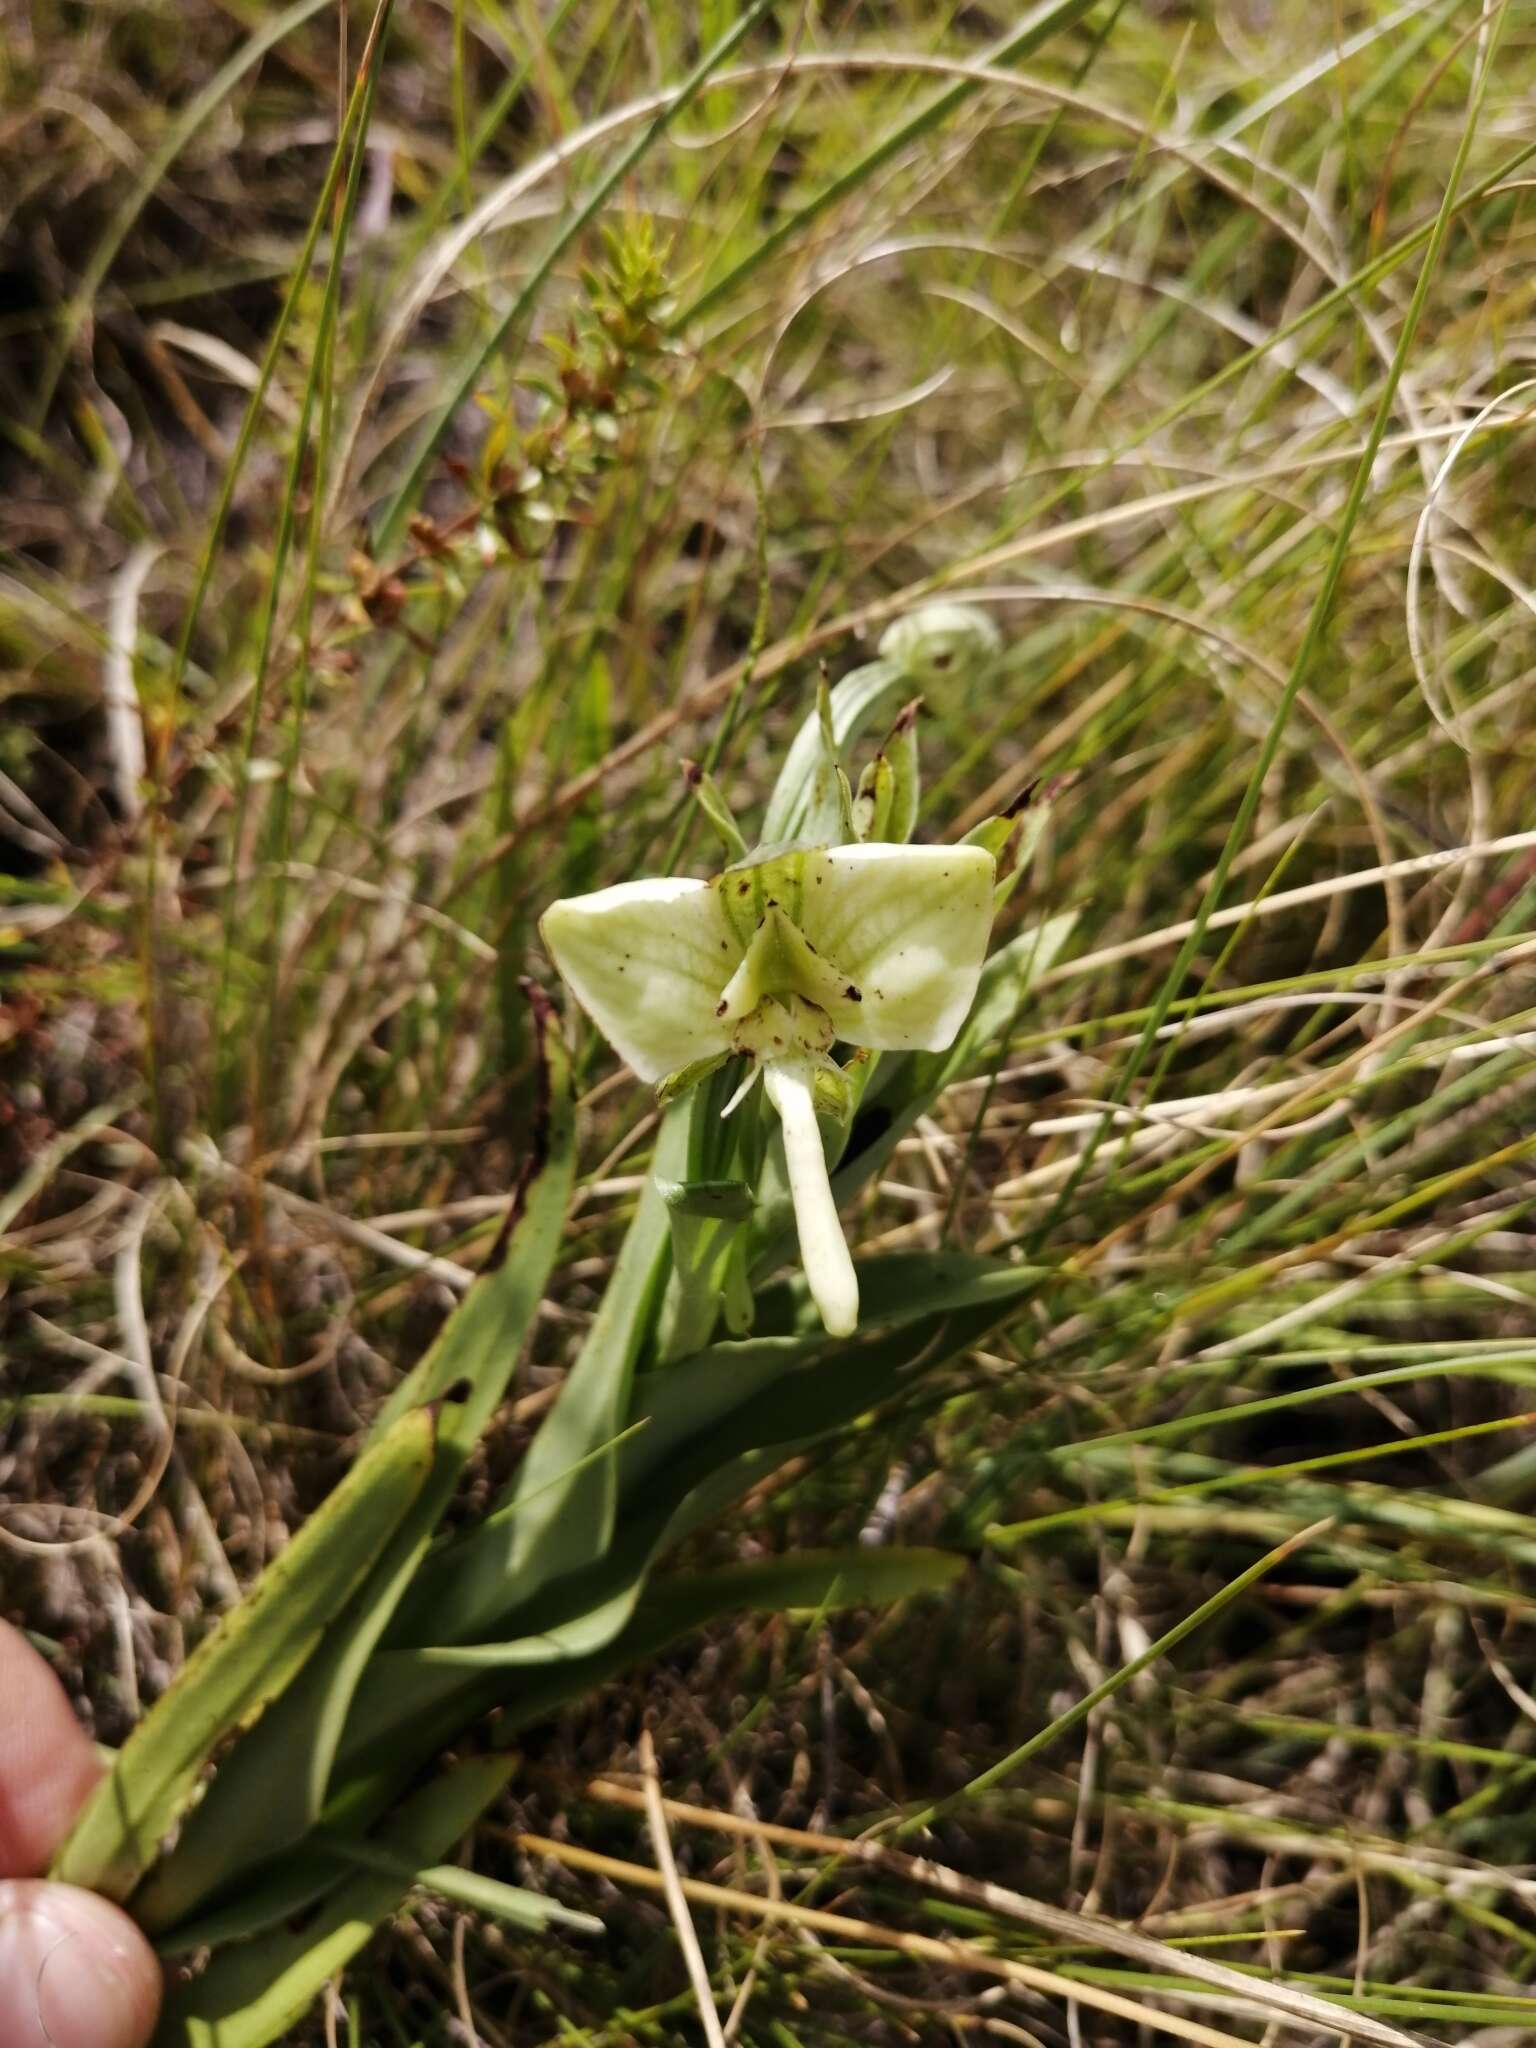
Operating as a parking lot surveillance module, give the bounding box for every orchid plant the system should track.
[54,601,1084,2048]
[542,603,1012,1342]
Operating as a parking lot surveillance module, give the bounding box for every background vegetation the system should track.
[6,0,1536,2039]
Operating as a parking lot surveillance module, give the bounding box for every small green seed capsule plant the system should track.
[55,603,1082,2048]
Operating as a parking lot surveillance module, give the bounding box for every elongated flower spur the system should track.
[541,838,995,1336]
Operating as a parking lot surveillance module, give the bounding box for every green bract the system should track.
[541,839,996,1336]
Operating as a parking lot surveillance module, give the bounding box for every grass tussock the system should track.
[6,0,1536,2039]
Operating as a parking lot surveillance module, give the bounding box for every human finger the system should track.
[0,1620,104,1879]
[0,1879,163,2048]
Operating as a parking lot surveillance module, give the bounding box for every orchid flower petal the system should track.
[540,877,738,1082]
[795,843,995,1051]
[763,1057,859,1338]
[878,602,1001,683]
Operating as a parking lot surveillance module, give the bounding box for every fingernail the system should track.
[0,1881,162,2048]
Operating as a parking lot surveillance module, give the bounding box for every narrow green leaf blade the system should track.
[333,1290,1019,1771]
[144,1296,1008,1954]
[487,1547,968,1738]
[334,1841,602,1934]
[407,1547,966,1667]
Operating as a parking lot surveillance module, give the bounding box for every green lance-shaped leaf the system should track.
[357,1302,1010,1765]
[320,1261,1041,1780]
[497,1548,967,1720]
[51,1403,436,1902]
[386,1096,686,1651]
[153,1542,968,1960]
[134,990,576,1934]
[388,1547,967,1674]
[153,1833,603,1962]
[624,1250,1046,1487]
[327,1841,602,1934]
[153,1268,1036,1958]
[150,1754,517,2048]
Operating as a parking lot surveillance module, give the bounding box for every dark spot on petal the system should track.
[715,1000,727,1015]
[845,984,862,1000]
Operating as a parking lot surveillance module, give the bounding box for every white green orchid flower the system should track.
[541,838,995,1338]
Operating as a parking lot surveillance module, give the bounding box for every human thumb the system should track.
[0,1879,162,2048]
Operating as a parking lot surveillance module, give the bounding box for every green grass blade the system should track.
[902,1520,1333,1833]
[28,0,334,429]
[1030,4,1512,1248]
[678,0,1099,330]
